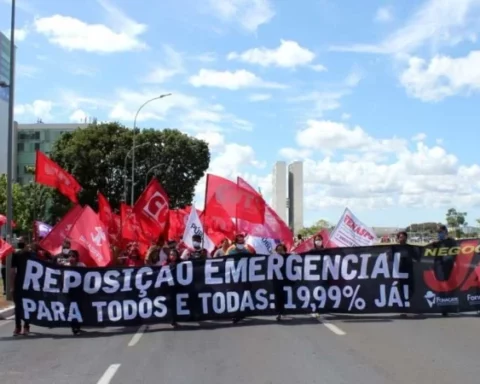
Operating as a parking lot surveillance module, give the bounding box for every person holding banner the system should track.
[312,234,325,251]
[180,234,209,260]
[10,237,32,336]
[213,238,231,258]
[226,234,255,255]
[65,250,85,334]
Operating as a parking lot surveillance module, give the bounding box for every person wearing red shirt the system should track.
[127,246,143,267]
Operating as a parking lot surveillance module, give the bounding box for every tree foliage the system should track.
[297,219,332,238]
[48,122,210,219]
[446,208,467,237]
[0,174,51,233]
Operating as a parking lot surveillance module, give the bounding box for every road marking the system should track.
[311,313,346,335]
[322,322,346,336]
[97,364,121,384]
[128,325,147,347]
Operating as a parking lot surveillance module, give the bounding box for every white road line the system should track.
[127,325,147,347]
[322,322,347,336]
[311,313,346,336]
[97,364,121,384]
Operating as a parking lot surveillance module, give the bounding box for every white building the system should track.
[288,161,304,234]
[272,161,287,223]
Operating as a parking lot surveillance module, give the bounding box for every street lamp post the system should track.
[144,164,164,188]
[5,0,16,301]
[130,93,172,205]
[123,142,150,202]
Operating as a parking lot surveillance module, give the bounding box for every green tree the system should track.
[446,208,467,238]
[48,122,210,219]
[0,175,52,233]
[0,175,27,233]
[297,219,332,238]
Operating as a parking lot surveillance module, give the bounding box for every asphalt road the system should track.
[1,313,480,384]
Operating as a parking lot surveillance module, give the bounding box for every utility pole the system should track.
[5,0,16,301]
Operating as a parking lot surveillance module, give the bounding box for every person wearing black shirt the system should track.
[431,225,457,317]
[10,237,32,336]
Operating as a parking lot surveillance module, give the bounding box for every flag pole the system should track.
[201,174,209,249]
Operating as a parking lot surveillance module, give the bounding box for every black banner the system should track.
[16,239,480,327]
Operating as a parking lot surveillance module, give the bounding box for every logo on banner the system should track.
[91,227,106,246]
[143,191,168,222]
[424,290,459,308]
[424,291,436,308]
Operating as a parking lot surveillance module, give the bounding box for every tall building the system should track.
[288,161,304,234]
[272,161,287,222]
[0,31,13,175]
[14,122,89,184]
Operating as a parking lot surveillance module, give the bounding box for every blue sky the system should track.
[1,0,480,229]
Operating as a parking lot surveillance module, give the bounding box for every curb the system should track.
[0,305,14,319]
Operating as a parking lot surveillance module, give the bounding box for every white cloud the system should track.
[296,120,407,156]
[289,91,347,117]
[228,40,316,68]
[69,109,88,123]
[341,113,351,120]
[331,0,480,55]
[400,51,480,101]
[310,64,327,72]
[208,0,275,32]
[3,27,29,42]
[142,45,184,84]
[15,100,54,120]
[375,6,394,23]
[189,69,284,90]
[412,133,427,141]
[290,118,480,211]
[248,93,271,102]
[33,0,147,53]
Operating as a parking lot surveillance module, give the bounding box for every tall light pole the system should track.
[5,0,16,301]
[130,93,171,205]
[145,163,163,188]
[123,142,149,202]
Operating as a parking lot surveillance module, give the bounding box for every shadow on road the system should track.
[324,312,480,323]
[1,312,478,341]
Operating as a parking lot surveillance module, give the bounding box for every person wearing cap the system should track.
[226,234,255,255]
[180,234,209,260]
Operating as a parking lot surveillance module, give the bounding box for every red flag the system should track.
[35,151,82,203]
[0,238,14,262]
[291,229,334,253]
[67,206,111,267]
[40,205,84,256]
[0,214,16,228]
[237,177,293,249]
[133,178,169,242]
[202,197,236,243]
[98,192,121,245]
[205,174,265,224]
[168,207,190,241]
